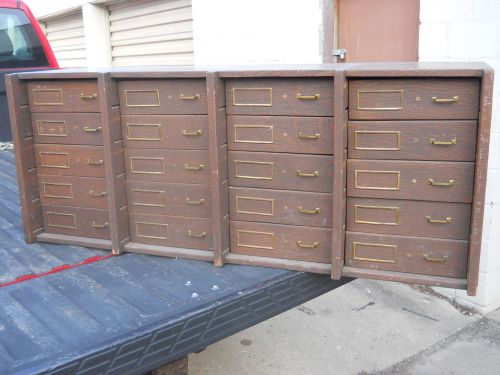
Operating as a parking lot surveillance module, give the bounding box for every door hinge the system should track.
[332,48,347,60]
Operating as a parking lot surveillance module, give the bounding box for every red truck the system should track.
[0,0,58,141]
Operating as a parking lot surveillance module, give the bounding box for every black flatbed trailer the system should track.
[0,150,352,375]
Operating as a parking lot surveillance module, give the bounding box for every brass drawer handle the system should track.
[92,221,108,228]
[426,216,452,224]
[86,159,104,166]
[90,190,107,197]
[80,93,98,100]
[296,93,320,100]
[296,240,319,248]
[298,207,321,214]
[183,129,204,136]
[431,96,459,104]
[430,138,456,145]
[84,126,102,133]
[428,179,455,187]
[423,254,449,263]
[186,198,205,205]
[298,132,321,139]
[297,170,320,177]
[180,94,201,100]
[188,230,207,238]
[184,164,204,171]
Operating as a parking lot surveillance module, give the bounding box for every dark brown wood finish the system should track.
[227,115,333,154]
[229,151,334,192]
[467,68,494,295]
[27,80,100,113]
[347,159,475,202]
[348,120,477,161]
[118,79,207,115]
[207,72,230,266]
[349,78,480,120]
[347,198,471,240]
[225,78,334,116]
[345,231,468,278]
[229,187,332,227]
[230,220,332,263]
[6,75,43,242]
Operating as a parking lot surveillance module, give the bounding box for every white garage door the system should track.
[109,0,194,66]
[41,11,87,67]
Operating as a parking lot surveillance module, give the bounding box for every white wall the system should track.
[419,0,500,313]
[192,0,323,65]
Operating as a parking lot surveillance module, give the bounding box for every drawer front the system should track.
[230,221,331,263]
[125,149,212,184]
[347,198,471,240]
[35,144,106,178]
[347,160,474,203]
[227,115,333,154]
[130,213,212,250]
[348,120,477,161]
[32,113,104,146]
[39,175,111,209]
[229,151,333,193]
[122,115,209,149]
[230,187,332,228]
[345,232,468,278]
[349,78,480,120]
[127,180,223,218]
[28,80,99,113]
[226,78,334,116]
[118,79,207,115]
[42,205,110,239]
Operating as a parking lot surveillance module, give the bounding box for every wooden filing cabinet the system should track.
[6,63,493,296]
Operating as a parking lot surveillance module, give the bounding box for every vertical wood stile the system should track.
[206,72,229,266]
[6,75,43,243]
[331,69,348,279]
[467,69,495,295]
[98,73,129,254]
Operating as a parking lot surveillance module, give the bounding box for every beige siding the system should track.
[109,0,194,66]
[42,11,87,67]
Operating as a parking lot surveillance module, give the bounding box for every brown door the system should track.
[337,0,420,62]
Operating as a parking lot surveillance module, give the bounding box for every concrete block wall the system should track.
[419,0,500,313]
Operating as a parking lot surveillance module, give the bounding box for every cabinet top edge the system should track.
[8,62,491,80]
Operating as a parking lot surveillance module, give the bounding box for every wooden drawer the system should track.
[347,159,474,203]
[124,149,213,184]
[28,80,99,113]
[127,180,229,218]
[348,120,477,161]
[347,198,471,240]
[225,78,334,116]
[230,221,331,263]
[39,175,118,210]
[230,187,332,228]
[118,79,207,115]
[35,144,107,178]
[227,115,333,154]
[228,151,333,193]
[122,115,210,149]
[345,232,468,278]
[129,213,213,250]
[32,113,105,146]
[349,78,480,120]
[42,205,110,239]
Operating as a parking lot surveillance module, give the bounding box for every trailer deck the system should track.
[0,150,352,375]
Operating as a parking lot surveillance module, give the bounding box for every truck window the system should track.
[0,8,49,69]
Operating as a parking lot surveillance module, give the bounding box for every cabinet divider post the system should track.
[6,75,43,243]
[331,69,348,279]
[467,68,495,295]
[206,72,229,266]
[98,73,129,254]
